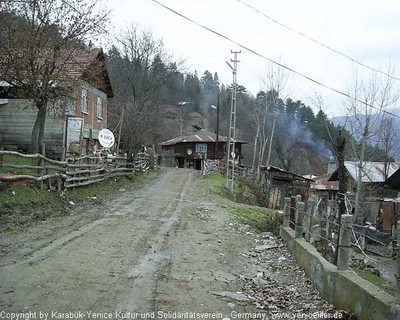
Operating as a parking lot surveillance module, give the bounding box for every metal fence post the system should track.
[284,197,291,227]
[295,202,305,238]
[337,214,352,271]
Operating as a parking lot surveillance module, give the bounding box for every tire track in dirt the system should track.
[0,169,195,313]
[115,170,194,312]
[1,169,261,318]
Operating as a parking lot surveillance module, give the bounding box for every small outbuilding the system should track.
[260,165,314,210]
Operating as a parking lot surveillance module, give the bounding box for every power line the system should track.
[234,0,400,82]
[150,0,400,120]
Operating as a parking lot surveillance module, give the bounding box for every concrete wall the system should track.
[280,226,400,320]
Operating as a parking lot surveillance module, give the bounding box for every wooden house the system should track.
[159,128,246,169]
[0,48,113,159]
[260,165,314,210]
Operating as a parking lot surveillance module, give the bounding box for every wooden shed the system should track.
[260,165,314,210]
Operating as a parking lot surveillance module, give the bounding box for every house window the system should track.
[96,96,102,119]
[81,88,88,114]
[196,143,207,153]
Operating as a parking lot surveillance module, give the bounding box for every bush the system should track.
[235,175,266,206]
[229,206,283,234]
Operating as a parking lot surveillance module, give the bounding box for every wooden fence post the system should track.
[151,144,156,170]
[295,202,305,238]
[40,143,46,190]
[337,214,352,271]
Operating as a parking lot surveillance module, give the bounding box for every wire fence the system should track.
[283,195,397,286]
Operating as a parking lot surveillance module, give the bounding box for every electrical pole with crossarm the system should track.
[225,50,241,192]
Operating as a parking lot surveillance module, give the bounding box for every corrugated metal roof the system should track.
[160,129,246,146]
[344,161,400,183]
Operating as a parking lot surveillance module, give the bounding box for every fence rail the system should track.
[0,150,155,191]
[203,159,255,179]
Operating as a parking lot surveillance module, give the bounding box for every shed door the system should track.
[66,118,83,152]
[268,186,283,210]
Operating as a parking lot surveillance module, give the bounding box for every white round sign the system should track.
[98,128,115,148]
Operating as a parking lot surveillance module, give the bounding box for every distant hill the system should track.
[331,108,400,129]
[330,108,400,160]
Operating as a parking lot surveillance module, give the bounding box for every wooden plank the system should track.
[0,173,66,182]
[65,167,106,175]
[65,172,130,188]
[0,150,66,165]
[0,164,65,171]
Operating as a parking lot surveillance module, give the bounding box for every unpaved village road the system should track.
[0,169,340,320]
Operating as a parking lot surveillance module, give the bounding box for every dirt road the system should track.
[0,169,339,320]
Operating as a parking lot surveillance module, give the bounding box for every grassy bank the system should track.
[0,170,160,232]
[0,170,159,205]
[201,171,282,234]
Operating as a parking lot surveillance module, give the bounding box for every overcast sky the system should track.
[106,0,400,117]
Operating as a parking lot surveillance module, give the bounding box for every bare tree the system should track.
[254,59,292,180]
[344,66,399,222]
[250,99,262,172]
[378,115,400,179]
[106,25,184,158]
[0,0,109,155]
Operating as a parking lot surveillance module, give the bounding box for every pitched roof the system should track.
[385,168,400,190]
[0,47,113,98]
[260,165,315,182]
[160,129,246,146]
[328,161,400,183]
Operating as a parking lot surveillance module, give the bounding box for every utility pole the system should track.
[177,101,190,136]
[226,50,240,192]
[116,107,125,157]
[214,89,220,160]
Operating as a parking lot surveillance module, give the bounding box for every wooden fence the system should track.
[203,159,255,178]
[0,150,154,191]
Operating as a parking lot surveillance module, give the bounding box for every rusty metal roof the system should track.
[160,129,246,146]
[329,161,400,183]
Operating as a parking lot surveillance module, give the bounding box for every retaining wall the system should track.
[280,226,400,320]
